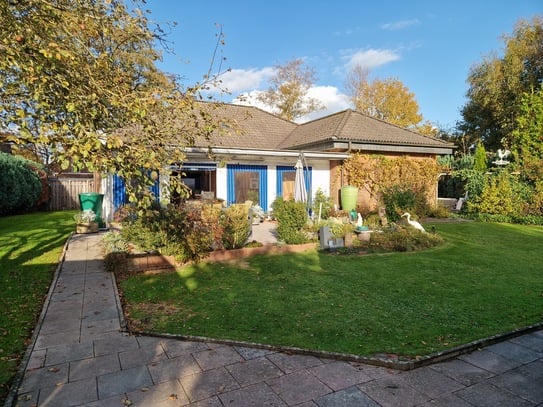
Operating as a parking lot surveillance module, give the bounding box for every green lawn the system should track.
[119,221,543,359]
[0,211,74,403]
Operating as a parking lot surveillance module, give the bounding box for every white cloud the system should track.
[297,86,352,123]
[380,19,421,31]
[233,90,277,114]
[233,86,352,124]
[215,67,275,93]
[341,48,400,71]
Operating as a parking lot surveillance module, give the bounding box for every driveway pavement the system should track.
[6,232,543,406]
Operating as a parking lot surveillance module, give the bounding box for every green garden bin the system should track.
[79,192,105,228]
[340,186,358,212]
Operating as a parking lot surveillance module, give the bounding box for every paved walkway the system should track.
[8,233,543,406]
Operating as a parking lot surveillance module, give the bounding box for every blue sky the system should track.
[144,1,541,129]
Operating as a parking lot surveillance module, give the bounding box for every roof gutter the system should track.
[184,147,350,160]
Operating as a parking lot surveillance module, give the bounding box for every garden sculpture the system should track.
[401,212,426,233]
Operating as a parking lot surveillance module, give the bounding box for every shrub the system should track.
[0,152,42,215]
[121,204,222,263]
[381,186,429,222]
[271,197,309,244]
[312,188,333,220]
[220,204,251,249]
[467,171,524,216]
[366,227,443,252]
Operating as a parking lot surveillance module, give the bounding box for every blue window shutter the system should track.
[113,174,126,211]
[227,165,235,206]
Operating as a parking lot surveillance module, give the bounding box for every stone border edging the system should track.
[123,321,543,372]
[3,234,73,407]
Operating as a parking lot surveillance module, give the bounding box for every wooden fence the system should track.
[48,178,95,211]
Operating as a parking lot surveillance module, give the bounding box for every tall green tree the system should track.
[459,16,543,150]
[0,0,222,208]
[511,84,543,183]
[473,142,488,172]
[346,64,424,130]
[257,58,324,121]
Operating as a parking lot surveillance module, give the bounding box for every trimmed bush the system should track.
[271,197,309,244]
[0,152,42,215]
[220,204,251,249]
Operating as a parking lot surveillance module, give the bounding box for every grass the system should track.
[0,211,75,403]
[118,221,543,359]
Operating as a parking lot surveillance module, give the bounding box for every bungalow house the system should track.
[102,103,454,221]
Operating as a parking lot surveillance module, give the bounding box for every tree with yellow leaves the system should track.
[346,64,424,130]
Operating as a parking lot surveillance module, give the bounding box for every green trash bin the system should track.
[79,192,105,228]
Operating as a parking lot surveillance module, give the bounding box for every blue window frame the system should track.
[276,165,312,200]
[227,164,268,209]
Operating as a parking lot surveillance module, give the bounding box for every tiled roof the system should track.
[193,103,453,151]
[193,103,296,149]
[279,109,452,149]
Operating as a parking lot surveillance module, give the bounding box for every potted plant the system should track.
[74,209,99,234]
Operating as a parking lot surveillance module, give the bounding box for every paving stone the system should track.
[219,382,287,407]
[418,393,477,407]
[429,358,494,386]
[455,381,535,406]
[458,348,522,373]
[93,333,139,356]
[179,367,239,402]
[69,353,121,381]
[13,390,39,407]
[267,352,323,374]
[234,345,276,360]
[308,360,373,391]
[26,349,46,370]
[44,341,94,365]
[399,366,465,398]
[267,370,331,405]
[18,363,69,392]
[97,365,154,399]
[39,312,82,335]
[81,317,121,338]
[188,396,224,407]
[358,374,430,407]
[119,342,169,369]
[34,328,81,349]
[159,339,209,358]
[226,356,283,386]
[511,331,543,353]
[192,345,244,370]
[148,353,202,383]
[486,340,543,364]
[84,395,128,407]
[316,386,379,407]
[123,379,190,406]
[37,377,98,406]
[488,363,543,404]
[349,362,395,380]
[62,259,87,274]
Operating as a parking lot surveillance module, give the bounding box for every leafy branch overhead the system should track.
[0,0,226,208]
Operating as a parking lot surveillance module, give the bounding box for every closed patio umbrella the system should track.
[294,158,307,203]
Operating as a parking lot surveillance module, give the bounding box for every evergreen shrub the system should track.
[0,152,42,215]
